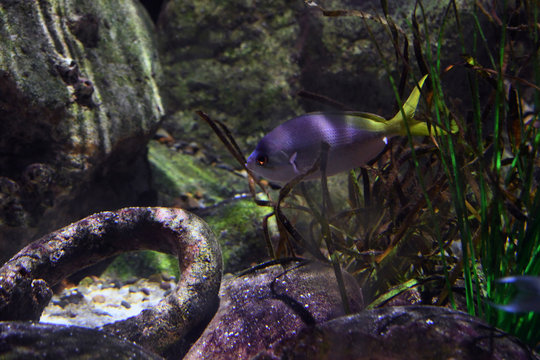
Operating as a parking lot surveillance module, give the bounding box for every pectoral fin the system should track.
[289,152,299,174]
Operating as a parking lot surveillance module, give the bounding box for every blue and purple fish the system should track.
[492,276,540,313]
[246,75,450,184]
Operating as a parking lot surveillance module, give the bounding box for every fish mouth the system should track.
[245,160,257,178]
[245,153,257,171]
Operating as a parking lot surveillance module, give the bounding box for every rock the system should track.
[0,0,163,264]
[0,321,163,359]
[102,249,181,281]
[120,300,131,309]
[148,140,247,208]
[60,289,85,306]
[273,305,539,360]
[141,288,151,296]
[92,294,106,304]
[199,197,272,274]
[156,0,496,160]
[184,260,364,359]
[297,0,495,116]
[159,282,171,291]
[0,207,222,357]
[148,140,270,273]
[157,0,303,158]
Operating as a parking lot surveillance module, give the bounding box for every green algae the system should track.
[205,197,272,273]
[147,140,246,206]
[104,250,180,280]
[148,139,270,273]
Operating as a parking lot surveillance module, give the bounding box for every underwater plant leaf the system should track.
[380,0,389,17]
[196,111,245,169]
[273,145,326,258]
[412,3,429,77]
[296,90,353,110]
[365,278,420,309]
[262,212,276,259]
[305,0,401,32]
[347,170,362,210]
[506,87,523,148]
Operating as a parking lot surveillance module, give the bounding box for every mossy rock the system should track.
[101,200,271,278]
[103,250,180,280]
[147,140,246,207]
[148,139,270,273]
[0,0,163,263]
[204,197,272,274]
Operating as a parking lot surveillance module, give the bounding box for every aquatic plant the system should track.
[317,0,540,346]
[418,0,540,346]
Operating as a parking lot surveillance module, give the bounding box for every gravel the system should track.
[40,275,177,328]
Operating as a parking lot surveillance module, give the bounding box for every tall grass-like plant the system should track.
[416,0,540,346]
[305,0,540,347]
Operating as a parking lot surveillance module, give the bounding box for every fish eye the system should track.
[256,155,268,166]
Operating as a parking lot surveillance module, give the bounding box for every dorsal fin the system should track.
[344,111,387,123]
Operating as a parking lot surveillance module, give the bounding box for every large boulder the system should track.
[272,305,539,360]
[184,260,364,359]
[0,0,163,263]
[0,322,164,360]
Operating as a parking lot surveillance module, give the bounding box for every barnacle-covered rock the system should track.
[0,0,163,263]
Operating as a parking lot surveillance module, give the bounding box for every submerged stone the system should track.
[157,0,303,158]
[274,305,539,360]
[0,0,163,264]
[0,321,163,359]
[184,260,364,359]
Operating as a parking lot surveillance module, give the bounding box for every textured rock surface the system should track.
[147,140,247,208]
[0,0,163,264]
[148,140,270,273]
[297,0,481,115]
[184,260,364,359]
[0,321,164,359]
[274,305,539,360]
[157,0,303,158]
[199,197,271,274]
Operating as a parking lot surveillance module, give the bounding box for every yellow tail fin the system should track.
[388,75,456,136]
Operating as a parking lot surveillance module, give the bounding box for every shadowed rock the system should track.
[0,321,164,359]
[273,305,540,360]
[0,0,163,264]
[0,207,222,356]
